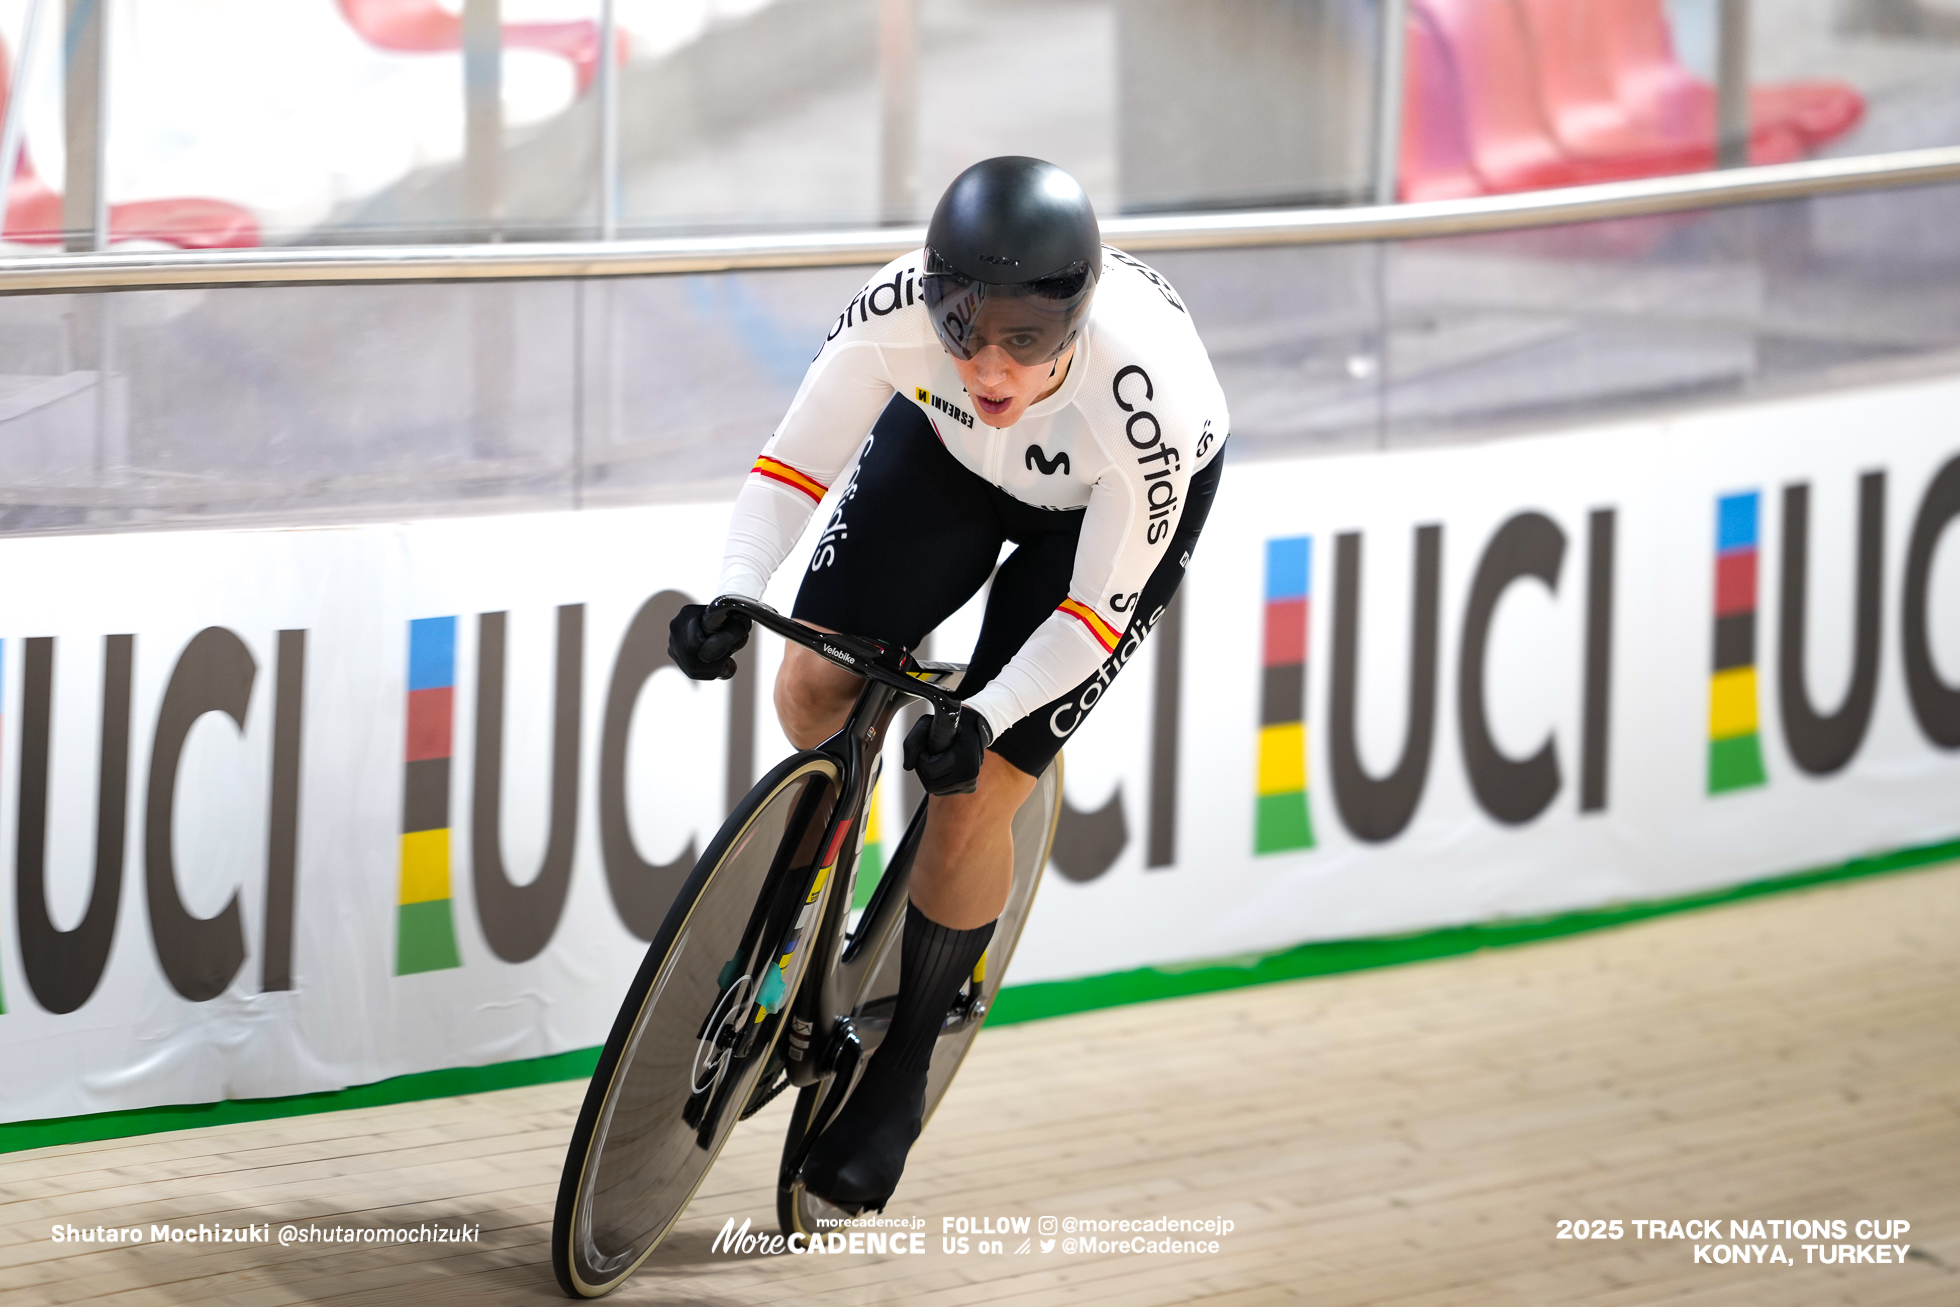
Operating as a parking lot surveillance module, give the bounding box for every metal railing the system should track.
[0,145,1955,294]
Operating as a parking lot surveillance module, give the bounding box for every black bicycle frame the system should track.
[710,595,965,720]
[708,597,959,1097]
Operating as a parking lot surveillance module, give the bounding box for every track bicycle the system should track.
[551,595,1061,1298]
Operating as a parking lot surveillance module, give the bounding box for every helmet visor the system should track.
[921,254,1094,365]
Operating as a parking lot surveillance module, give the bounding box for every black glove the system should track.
[903,709,992,796]
[668,603,752,681]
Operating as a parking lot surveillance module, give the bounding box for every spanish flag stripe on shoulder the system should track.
[1058,597,1120,653]
[752,455,828,504]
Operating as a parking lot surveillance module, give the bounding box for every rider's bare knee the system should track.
[774,646,858,749]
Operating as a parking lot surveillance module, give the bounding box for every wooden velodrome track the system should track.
[4,862,1956,1306]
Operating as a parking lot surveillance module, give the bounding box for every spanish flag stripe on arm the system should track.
[1057,598,1121,653]
[752,455,828,504]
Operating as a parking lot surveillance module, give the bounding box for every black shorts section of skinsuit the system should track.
[792,395,1223,776]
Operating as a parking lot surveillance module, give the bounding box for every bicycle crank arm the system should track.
[688,1051,750,1150]
[781,1017,866,1185]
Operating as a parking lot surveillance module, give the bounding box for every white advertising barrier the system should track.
[0,373,1958,1125]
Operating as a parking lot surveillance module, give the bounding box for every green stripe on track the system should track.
[0,1047,600,1156]
[2,833,1954,1155]
[987,834,1960,1026]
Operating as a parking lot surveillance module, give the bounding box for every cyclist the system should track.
[670,156,1227,1213]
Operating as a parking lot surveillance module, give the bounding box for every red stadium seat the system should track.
[1587,0,1713,141]
[1516,0,1714,173]
[1418,0,1648,193]
[0,36,258,248]
[337,0,623,95]
[1399,5,1484,202]
[1587,0,1857,158]
[1402,0,1865,202]
[1750,80,1865,147]
[104,199,261,250]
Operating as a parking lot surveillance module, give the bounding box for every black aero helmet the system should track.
[922,156,1100,366]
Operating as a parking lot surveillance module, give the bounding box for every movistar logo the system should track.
[1026,445,1069,476]
[914,387,974,429]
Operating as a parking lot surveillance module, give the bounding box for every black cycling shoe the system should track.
[799,1061,928,1214]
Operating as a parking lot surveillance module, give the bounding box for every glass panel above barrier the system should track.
[611,0,882,236]
[2,0,1959,253]
[0,281,580,533]
[1114,0,1377,213]
[0,0,1392,250]
[611,0,1124,237]
[578,265,865,503]
[1377,179,1960,447]
[918,0,1118,221]
[8,0,615,250]
[1143,243,1388,459]
[0,180,1956,537]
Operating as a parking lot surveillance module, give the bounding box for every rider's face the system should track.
[947,342,1075,429]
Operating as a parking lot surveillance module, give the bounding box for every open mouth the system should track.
[973,394,1012,418]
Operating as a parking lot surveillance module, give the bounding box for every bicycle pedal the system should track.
[818,1017,863,1078]
[941,987,986,1034]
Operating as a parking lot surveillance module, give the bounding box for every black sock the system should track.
[880,901,995,1078]
[801,903,995,1207]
